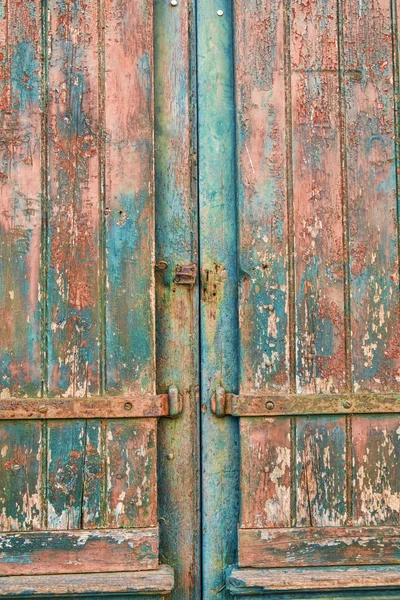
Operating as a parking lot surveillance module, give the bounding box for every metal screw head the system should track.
[217,9,224,16]
[343,400,352,409]
[170,0,178,5]
[167,453,174,460]
[266,401,275,411]
[124,402,133,411]
[38,404,48,413]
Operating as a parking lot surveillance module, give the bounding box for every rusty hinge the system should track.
[211,388,400,418]
[0,385,183,420]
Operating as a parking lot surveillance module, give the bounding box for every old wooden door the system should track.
[0,0,198,598]
[198,0,400,597]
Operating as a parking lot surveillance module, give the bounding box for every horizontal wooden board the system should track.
[0,394,171,420]
[0,565,174,596]
[216,392,400,416]
[227,565,400,594]
[0,528,158,575]
[238,527,400,568]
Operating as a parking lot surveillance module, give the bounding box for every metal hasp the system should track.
[0,385,183,420]
[211,388,400,417]
[174,263,197,286]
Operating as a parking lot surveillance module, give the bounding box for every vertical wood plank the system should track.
[235,0,288,394]
[47,0,100,397]
[0,421,42,531]
[104,0,155,396]
[82,420,103,529]
[0,0,41,397]
[344,0,399,391]
[106,419,157,528]
[47,420,85,530]
[240,418,291,529]
[198,0,240,596]
[291,0,346,394]
[353,416,400,525]
[154,0,200,596]
[296,417,347,526]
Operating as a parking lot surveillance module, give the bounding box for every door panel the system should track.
[199,0,400,596]
[0,0,198,597]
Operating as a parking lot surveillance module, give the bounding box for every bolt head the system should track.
[217,9,224,16]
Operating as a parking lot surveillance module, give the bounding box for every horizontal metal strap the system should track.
[211,387,400,417]
[0,385,182,420]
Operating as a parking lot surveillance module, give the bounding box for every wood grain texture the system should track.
[344,0,399,392]
[239,526,400,568]
[0,527,158,575]
[0,565,174,596]
[227,565,400,594]
[104,0,155,396]
[0,421,42,531]
[353,415,400,525]
[296,417,347,526]
[240,418,291,528]
[0,0,42,397]
[235,0,288,394]
[106,418,157,528]
[47,0,100,397]
[198,0,240,597]
[291,0,346,394]
[154,0,200,596]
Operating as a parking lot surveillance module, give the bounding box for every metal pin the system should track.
[217,9,224,16]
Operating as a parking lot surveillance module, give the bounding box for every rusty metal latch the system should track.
[174,263,197,286]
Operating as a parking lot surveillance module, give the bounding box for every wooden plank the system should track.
[46,420,86,530]
[0,564,174,596]
[240,418,291,528]
[47,0,100,397]
[291,0,346,394]
[296,417,347,526]
[221,392,400,416]
[344,0,399,391]
[353,415,400,525]
[104,0,155,395]
[0,393,169,420]
[0,0,41,397]
[0,528,159,576]
[238,526,400,568]
[227,565,400,594]
[0,421,42,532]
[153,0,200,596]
[106,419,157,528]
[198,0,240,596]
[82,420,103,529]
[235,0,288,394]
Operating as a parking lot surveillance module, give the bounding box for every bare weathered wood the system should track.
[0,564,173,596]
[0,528,158,576]
[296,417,347,526]
[0,394,170,420]
[239,526,400,568]
[240,418,291,528]
[227,565,400,594]
[214,391,400,416]
[353,416,400,526]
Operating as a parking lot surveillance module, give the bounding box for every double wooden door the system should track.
[1,0,400,599]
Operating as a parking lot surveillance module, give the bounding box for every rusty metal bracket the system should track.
[211,390,400,417]
[0,386,183,420]
[174,263,197,286]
